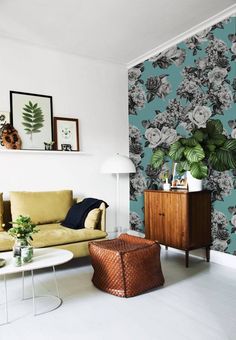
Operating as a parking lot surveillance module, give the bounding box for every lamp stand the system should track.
[116,173,121,235]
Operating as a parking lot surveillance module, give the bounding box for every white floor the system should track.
[0,249,236,340]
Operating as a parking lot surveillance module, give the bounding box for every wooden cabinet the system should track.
[144,190,211,267]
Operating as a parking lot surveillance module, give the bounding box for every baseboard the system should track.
[209,250,236,269]
[164,246,236,269]
[108,230,236,269]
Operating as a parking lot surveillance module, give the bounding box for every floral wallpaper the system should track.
[129,16,236,255]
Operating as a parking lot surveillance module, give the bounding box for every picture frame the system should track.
[10,91,53,150]
[0,111,10,149]
[53,117,79,151]
[171,162,188,189]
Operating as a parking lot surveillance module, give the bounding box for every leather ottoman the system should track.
[89,233,164,297]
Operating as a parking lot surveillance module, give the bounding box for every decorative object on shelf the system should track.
[151,119,236,190]
[163,178,171,191]
[171,162,187,189]
[0,112,10,149]
[54,117,79,151]
[44,141,55,150]
[101,153,136,233]
[10,91,53,150]
[8,215,38,266]
[1,123,22,150]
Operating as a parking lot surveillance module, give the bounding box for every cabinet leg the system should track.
[165,245,168,250]
[206,246,210,262]
[185,250,189,268]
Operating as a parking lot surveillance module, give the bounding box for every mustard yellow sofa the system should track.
[0,190,107,258]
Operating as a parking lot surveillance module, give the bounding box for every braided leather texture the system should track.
[89,233,164,298]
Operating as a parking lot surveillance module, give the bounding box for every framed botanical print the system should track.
[0,112,10,149]
[54,117,79,151]
[10,91,53,150]
[171,162,188,189]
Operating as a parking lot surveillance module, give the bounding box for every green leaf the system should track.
[182,137,198,147]
[176,162,187,175]
[184,144,205,163]
[22,101,44,137]
[23,108,33,113]
[215,148,236,170]
[193,130,205,142]
[206,119,223,136]
[22,117,33,123]
[22,122,33,128]
[33,117,44,123]
[151,149,165,169]
[209,152,228,171]
[208,134,227,146]
[178,160,190,171]
[22,112,33,118]
[190,162,208,179]
[169,141,185,161]
[32,123,43,130]
[222,139,236,151]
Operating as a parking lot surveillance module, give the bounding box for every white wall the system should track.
[0,37,129,233]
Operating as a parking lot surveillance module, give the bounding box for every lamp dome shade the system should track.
[101,154,136,174]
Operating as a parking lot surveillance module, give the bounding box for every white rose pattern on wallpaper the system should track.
[129,17,236,255]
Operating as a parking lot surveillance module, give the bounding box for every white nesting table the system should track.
[0,247,73,324]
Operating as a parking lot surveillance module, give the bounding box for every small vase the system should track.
[21,246,33,263]
[187,171,203,192]
[13,238,29,266]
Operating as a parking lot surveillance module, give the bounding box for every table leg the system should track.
[4,275,8,324]
[22,271,25,300]
[206,246,210,262]
[31,270,36,315]
[52,266,60,298]
[185,250,189,268]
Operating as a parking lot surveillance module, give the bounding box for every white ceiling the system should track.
[0,0,235,66]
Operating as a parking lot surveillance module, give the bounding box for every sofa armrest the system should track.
[98,202,106,232]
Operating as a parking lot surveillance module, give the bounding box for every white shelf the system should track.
[0,149,88,155]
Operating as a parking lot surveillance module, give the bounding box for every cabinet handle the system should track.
[159,213,165,216]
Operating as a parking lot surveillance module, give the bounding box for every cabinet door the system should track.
[145,191,188,249]
[162,193,188,249]
[144,191,165,244]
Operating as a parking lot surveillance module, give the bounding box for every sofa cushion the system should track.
[31,223,107,248]
[10,190,73,225]
[84,208,101,229]
[0,232,14,251]
[0,193,4,232]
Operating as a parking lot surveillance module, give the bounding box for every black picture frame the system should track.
[10,91,53,150]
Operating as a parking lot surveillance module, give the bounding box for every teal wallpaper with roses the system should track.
[129,16,236,255]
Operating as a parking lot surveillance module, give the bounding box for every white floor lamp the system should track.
[101,153,136,234]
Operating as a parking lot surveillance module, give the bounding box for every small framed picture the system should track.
[171,163,188,189]
[10,91,53,150]
[0,112,10,149]
[54,117,79,151]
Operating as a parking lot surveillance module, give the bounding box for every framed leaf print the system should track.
[10,91,53,150]
[54,117,79,151]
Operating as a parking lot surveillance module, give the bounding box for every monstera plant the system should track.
[151,119,236,179]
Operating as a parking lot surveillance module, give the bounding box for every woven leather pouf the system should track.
[89,233,164,297]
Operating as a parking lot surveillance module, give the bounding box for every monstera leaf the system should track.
[22,101,44,140]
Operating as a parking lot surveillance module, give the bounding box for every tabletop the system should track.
[0,247,73,275]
